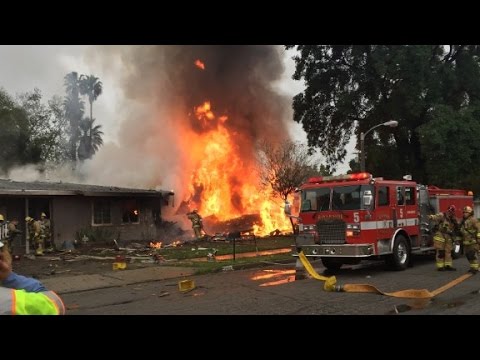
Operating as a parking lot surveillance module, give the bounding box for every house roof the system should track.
[0,178,174,198]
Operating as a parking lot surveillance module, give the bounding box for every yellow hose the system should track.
[298,251,472,299]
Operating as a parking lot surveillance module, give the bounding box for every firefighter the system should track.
[459,206,480,274]
[428,205,459,271]
[187,209,206,240]
[0,214,6,242]
[40,212,54,252]
[26,216,44,256]
[6,219,22,257]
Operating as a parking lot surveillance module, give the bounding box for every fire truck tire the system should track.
[386,235,410,271]
[320,257,343,271]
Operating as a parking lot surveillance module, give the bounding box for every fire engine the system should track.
[284,172,474,273]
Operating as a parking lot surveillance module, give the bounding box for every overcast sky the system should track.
[0,45,354,173]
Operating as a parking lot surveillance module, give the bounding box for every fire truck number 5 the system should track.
[285,172,474,276]
[353,212,359,223]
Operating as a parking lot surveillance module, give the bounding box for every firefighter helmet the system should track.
[0,214,4,221]
[192,209,198,213]
[25,216,33,222]
[41,212,47,218]
[463,206,473,214]
[447,205,457,214]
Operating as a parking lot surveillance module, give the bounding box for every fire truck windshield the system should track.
[301,185,374,212]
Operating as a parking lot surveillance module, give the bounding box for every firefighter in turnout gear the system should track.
[459,206,480,274]
[26,216,44,256]
[40,212,54,252]
[428,205,459,271]
[187,209,206,240]
[6,219,22,257]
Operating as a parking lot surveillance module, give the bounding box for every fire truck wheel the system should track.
[321,257,343,271]
[386,235,410,271]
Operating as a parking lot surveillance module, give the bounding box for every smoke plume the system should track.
[83,45,292,214]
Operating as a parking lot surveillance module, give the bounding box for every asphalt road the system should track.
[62,255,480,315]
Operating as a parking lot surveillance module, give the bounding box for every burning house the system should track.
[0,178,174,252]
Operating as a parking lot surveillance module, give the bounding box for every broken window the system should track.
[121,199,139,224]
[93,200,111,225]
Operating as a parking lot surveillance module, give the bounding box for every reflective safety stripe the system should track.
[43,291,65,315]
[0,288,14,315]
[434,235,445,242]
[360,218,418,230]
[0,288,64,315]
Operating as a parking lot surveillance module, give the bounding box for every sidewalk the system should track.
[41,266,196,294]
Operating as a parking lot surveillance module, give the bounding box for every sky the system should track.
[0,45,355,174]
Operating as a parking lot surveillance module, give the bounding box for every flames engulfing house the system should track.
[0,179,174,251]
[90,45,294,236]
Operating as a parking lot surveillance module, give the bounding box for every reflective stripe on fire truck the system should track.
[360,218,418,230]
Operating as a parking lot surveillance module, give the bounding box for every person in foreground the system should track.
[0,242,65,315]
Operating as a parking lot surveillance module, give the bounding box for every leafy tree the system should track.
[417,104,480,193]
[256,140,328,201]
[286,45,480,186]
[0,88,32,172]
[18,89,69,166]
[0,88,68,174]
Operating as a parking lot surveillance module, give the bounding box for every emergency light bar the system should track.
[307,172,372,183]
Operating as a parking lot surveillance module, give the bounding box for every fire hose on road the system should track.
[298,251,473,299]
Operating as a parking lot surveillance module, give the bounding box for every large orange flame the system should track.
[182,100,291,236]
[194,59,205,70]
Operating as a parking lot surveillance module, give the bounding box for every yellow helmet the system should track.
[0,214,4,221]
[41,212,47,218]
[463,206,473,214]
[25,216,33,222]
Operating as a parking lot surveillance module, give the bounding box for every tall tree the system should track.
[63,72,84,165]
[79,75,103,159]
[79,75,103,124]
[286,45,480,186]
[77,117,104,161]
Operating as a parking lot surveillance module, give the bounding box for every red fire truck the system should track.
[284,172,474,273]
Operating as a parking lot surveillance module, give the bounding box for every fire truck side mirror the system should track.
[284,201,292,216]
[363,190,373,207]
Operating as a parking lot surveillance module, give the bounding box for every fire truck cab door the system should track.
[395,186,406,228]
[376,185,393,239]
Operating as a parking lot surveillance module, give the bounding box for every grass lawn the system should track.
[155,236,295,274]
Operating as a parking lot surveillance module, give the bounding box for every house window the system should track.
[93,200,111,225]
[122,199,139,224]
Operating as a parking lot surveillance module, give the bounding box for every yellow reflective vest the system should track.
[0,287,65,315]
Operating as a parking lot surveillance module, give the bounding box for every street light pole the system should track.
[360,120,398,172]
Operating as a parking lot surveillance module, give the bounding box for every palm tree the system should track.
[63,72,84,164]
[77,117,104,161]
[79,75,103,122]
